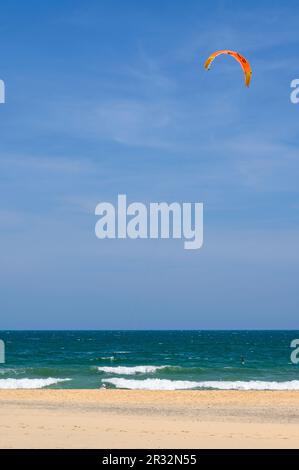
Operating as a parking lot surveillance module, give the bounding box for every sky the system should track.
[0,0,299,329]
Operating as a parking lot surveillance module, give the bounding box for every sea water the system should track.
[0,330,298,390]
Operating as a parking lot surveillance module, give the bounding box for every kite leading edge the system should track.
[204,50,252,87]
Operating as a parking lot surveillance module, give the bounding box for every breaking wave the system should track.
[0,378,71,389]
[102,378,299,391]
[97,365,171,375]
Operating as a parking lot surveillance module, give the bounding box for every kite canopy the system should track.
[204,50,252,87]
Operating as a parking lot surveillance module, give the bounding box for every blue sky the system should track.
[0,0,299,329]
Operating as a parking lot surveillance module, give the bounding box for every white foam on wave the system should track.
[102,378,299,391]
[98,365,170,375]
[103,378,199,389]
[0,378,71,389]
[0,368,21,375]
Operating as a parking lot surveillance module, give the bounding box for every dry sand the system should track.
[1,390,299,448]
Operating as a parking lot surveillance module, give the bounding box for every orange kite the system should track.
[204,50,252,87]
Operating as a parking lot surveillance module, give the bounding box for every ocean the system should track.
[0,330,299,390]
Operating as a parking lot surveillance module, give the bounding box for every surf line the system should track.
[95,194,203,250]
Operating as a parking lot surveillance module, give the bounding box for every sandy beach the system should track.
[0,390,299,448]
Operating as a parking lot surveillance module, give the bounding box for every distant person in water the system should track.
[240,356,245,365]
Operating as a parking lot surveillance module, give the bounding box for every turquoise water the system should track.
[0,331,298,389]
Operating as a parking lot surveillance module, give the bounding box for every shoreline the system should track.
[1,390,299,448]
